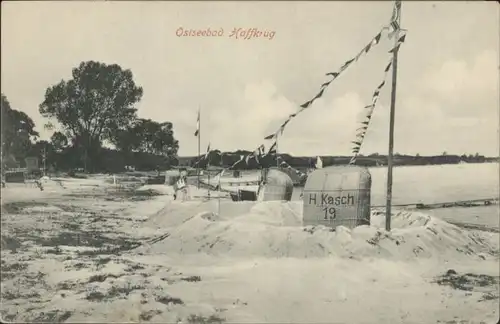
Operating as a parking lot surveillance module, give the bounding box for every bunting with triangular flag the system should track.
[262,25,394,142]
[208,1,407,174]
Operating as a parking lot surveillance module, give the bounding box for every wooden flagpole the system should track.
[197,107,201,189]
[276,134,279,168]
[207,144,211,200]
[385,1,402,232]
[42,146,47,177]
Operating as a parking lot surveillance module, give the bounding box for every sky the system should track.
[1,1,499,157]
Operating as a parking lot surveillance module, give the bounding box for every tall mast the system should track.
[385,0,402,232]
[197,106,201,189]
[42,146,47,176]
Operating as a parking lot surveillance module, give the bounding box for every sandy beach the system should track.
[1,175,498,323]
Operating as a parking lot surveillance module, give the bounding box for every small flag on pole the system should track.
[315,156,323,169]
[194,110,200,137]
[204,143,211,158]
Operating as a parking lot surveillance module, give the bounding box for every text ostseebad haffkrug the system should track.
[176,27,276,40]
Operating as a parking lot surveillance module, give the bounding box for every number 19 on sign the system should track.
[322,206,336,220]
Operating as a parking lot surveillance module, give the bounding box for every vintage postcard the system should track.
[1,1,499,323]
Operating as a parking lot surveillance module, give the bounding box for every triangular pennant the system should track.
[356,125,368,131]
[351,141,362,146]
[326,72,339,78]
[377,80,386,89]
[364,104,374,109]
[364,42,372,54]
[300,100,312,109]
[340,58,355,71]
[354,51,363,62]
[352,148,360,153]
[280,121,290,135]
[362,121,370,125]
[281,119,291,128]
[314,88,325,100]
[289,113,297,118]
[373,32,382,45]
[388,44,401,54]
[397,34,406,44]
[264,133,276,140]
[373,90,380,97]
[385,61,393,72]
[366,114,372,120]
[321,81,331,88]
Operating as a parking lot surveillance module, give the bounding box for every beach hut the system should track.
[302,165,371,229]
[165,170,181,185]
[257,168,294,201]
[279,166,307,186]
[25,157,39,172]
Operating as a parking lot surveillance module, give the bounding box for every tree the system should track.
[39,61,143,171]
[50,131,69,152]
[1,93,39,166]
[111,118,180,169]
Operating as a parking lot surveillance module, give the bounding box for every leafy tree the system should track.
[1,93,39,166]
[39,61,143,171]
[111,118,179,168]
[50,131,69,152]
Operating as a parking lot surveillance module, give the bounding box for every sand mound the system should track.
[137,200,498,261]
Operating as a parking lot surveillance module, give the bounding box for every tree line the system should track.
[1,61,180,173]
[182,151,497,170]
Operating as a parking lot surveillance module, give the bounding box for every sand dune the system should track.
[137,199,498,261]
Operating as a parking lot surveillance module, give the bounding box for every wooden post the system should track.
[207,169,211,200]
[385,1,402,232]
[42,146,47,177]
[197,107,201,189]
[217,172,221,215]
[276,134,280,168]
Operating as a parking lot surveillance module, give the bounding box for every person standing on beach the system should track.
[173,175,188,201]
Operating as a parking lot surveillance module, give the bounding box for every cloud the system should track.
[279,91,365,156]
[419,50,498,118]
[385,95,499,156]
[208,80,296,152]
[205,78,369,156]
